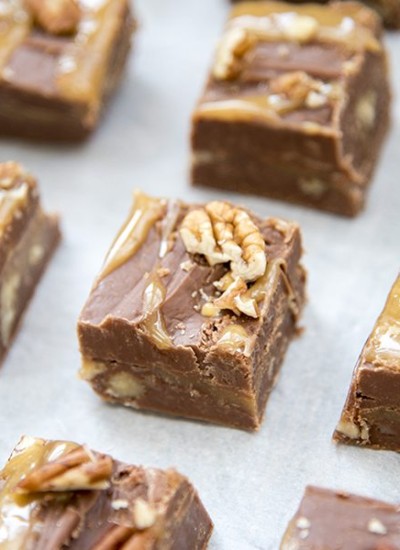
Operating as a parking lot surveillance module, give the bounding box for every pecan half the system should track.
[17,445,113,493]
[180,201,267,318]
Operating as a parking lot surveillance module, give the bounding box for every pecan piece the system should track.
[17,445,113,493]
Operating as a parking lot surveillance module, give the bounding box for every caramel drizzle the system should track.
[195,96,339,133]
[57,0,128,104]
[140,273,171,350]
[0,437,79,549]
[101,190,166,279]
[0,2,30,76]
[228,1,381,53]
[364,276,400,369]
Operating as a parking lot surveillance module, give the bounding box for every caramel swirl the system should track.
[101,190,166,279]
[364,276,400,369]
[228,1,381,53]
[140,274,171,350]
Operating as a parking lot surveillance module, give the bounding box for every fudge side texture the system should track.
[0,0,135,141]
[0,162,60,365]
[0,435,213,549]
[191,1,391,216]
[230,0,400,28]
[334,274,400,451]
[78,191,306,430]
[280,485,400,549]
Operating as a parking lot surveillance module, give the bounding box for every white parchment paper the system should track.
[0,1,399,548]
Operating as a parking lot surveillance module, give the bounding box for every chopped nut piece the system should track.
[17,446,113,493]
[368,518,387,535]
[213,27,256,80]
[133,498,157,530]
[157,267,170,278]
[25,0,81,35]
[280,14,319,43]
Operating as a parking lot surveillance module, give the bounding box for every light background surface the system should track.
[0,1,399,548]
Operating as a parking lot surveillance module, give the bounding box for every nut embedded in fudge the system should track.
[77,190,306,430]
[0,436,213,548]
[0,162,60,365]
[0,0,135,141]
[191,1,391,217]
[229,0,400,29]
[280,486,400,549]
[333,274,400,451]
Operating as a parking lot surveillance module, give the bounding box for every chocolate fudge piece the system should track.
[280,486,400,549]
[333,275,400,451]
[191,1,390,217]
[230,0,400,29]
[0,162,60,365]
[0,0,135,141]
[0,435,213,549]
[78,191,306,430]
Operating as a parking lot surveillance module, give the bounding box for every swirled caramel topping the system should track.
[0,0,132,107]
[212,1,381,82]
[101,190,166,280]
[140,274,171,350]
[364,276,400,369]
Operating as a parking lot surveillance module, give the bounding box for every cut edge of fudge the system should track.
[0,0,136,141]
[280,485,400,549]
[77,190,306,431]
[0,435,213,549]
[0,162,61,365]
[333,274,400,451]
[191,0,391,217]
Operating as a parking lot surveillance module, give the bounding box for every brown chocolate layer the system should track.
[0,162,60,364]
[192,1,391,217]
[0,436,213,549]
[280,486,400,549]
[78,192,306,430]
[334,275,400,451]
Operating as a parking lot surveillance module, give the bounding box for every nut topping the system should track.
[180,201,267,318]
[279,14,318,43]
[25,0,81,35]
[213,27,256,80]
[17,445,113,493]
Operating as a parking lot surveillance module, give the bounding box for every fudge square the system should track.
[191,1,391,217]
[0,162,60,365]
[78,191,306,430]
[0,0,135,141]
[334,274,400,451]
[230,0,400,29]
[280,486,400,549]
[0,436,213,548]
